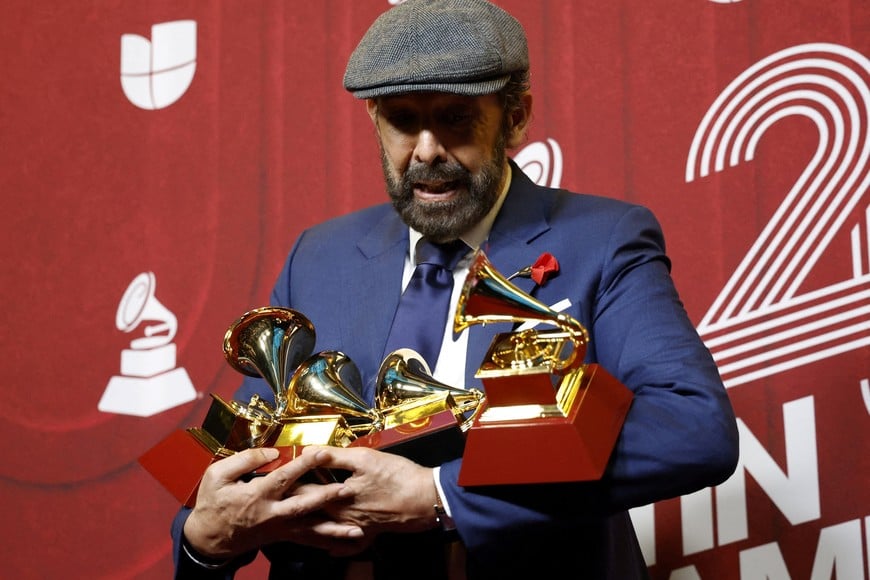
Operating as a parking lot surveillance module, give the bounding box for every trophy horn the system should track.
[289,351,384,434]
[376,349,483,414]
[455,250,589,375]
[223,307,316,418]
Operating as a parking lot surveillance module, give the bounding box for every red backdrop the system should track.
[2,1,868,578]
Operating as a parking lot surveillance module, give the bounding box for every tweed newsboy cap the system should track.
[344,0,529,99]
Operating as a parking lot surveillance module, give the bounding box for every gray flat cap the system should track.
[344,0,529,99]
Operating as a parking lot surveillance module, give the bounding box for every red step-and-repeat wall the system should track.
[2,1,868,578]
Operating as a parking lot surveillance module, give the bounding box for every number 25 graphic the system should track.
[685,43,870,389]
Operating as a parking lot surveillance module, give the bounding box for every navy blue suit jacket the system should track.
[173,164,738,578]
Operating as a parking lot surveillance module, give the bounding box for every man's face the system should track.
[368,93,510,242]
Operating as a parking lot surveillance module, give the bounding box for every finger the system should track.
[303,445,370,473]
[205,447,280,484]
[289,480,355,500]
[257,448,335,495]
[310,520,365,539]
[272,481,353,518]
[264,514,365,552]
[290,519,368,554]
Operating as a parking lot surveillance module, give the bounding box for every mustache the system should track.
[402,162,471,186]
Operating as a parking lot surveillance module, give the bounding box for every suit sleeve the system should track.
[588,205,738,503]
[437,203,739,553]
[170,508,257,579]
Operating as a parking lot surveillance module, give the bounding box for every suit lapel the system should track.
[340,209,408,402]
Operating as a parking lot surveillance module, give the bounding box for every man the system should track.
[173,1,739,578]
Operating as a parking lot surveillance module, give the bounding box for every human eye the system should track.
[383,109,417,133]
[441,107,474,128]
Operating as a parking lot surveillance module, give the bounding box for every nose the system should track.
[413,129,447,165]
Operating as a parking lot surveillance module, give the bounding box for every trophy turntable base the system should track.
[458,364,633,486]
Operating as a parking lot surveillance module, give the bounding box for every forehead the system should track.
[375,92,502,114]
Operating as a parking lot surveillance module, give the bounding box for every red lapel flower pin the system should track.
[508,252,560,285]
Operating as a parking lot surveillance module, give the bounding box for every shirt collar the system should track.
[409,163,512,266]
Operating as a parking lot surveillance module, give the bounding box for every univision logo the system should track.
[120,20,196,110]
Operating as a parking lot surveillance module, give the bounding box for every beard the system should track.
[380,136,506,242]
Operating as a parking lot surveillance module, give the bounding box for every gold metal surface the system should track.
[475,366,588,423]
[272,414,355,447]
[199,393,280,451]
[289,350,384,433]
[376,348,484,416]
[478,403,566,423]
[186,427,233,457]
[455,251,589,375]
[223,307,316,418]
[146,306,487,507]
[220,307,481,453]
[381,392,456,430]
[555,366,586,415]
[219,311,485,453]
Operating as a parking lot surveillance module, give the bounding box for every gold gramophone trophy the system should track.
[140,307,485,506]
[350,348,484,466]
[283,346,484,467]
[139,307,354,507]
[455,251,634,486]
[286,350,384,436]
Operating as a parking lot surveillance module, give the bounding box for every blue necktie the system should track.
[382,239,468,372]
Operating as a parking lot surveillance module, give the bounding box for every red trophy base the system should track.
[458,364,633,486]
[138,429,301,507]
[350,408,466,467]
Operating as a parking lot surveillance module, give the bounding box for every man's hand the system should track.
[182,447,366,559]
[308,446,439,535]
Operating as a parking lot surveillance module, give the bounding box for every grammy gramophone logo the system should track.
[98,272,197,417]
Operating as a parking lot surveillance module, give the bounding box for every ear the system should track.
[366,98,379,125]
[505,92,533,149]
